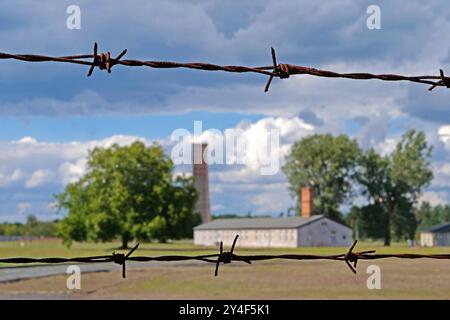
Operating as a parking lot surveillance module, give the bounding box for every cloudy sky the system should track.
[1,0,450,222]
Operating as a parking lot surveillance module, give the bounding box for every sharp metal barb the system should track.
[440,69,450,88]
[264,47,279,93]
[215,241,224,277]
[230,235,239,253]
[270,47,278,74]
[126,243,140,258]
[87,42,98,77]
[348,240,358,253]
[343,240,359,274]
[115,49,128,61]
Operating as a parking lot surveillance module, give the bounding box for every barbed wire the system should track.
[1,43,449,92]
[1,235,450,279]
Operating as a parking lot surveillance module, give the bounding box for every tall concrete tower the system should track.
[192,143,211,223]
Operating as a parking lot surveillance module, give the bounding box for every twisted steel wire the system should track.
[1,43,450,279]
[1,43,449,92]
[1,236,450,279]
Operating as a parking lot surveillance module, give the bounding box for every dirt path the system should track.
[0,263,118,283]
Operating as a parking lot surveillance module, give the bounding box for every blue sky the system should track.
[1,0,450,222]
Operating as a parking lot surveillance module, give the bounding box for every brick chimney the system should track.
[300,187,314,218]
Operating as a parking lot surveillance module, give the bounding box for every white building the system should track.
[420,223,450,247]
[193,215,353,248]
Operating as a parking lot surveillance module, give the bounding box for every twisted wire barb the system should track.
[1,235,450,279]
[0,43,449,92]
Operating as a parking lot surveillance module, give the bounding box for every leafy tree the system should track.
[438,205,450,222]
[282,134,361,221]
[416,202,450,231]
[345,206,366,240]
[212,214,241,220]
[0,223,23,237]
[0,217,58,238]
[359,203,388,240]
[55,141,199,248]
[25,218,58,238]
[26,215,38,226]
[357,130,433,245]
[24,215,38,237]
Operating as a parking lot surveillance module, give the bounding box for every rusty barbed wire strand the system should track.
[1,235,450,279]
[0,42,449,92]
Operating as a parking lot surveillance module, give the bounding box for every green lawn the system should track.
[1,239,450,299]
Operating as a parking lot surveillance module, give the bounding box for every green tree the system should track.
[437,204,450,222]
[282,134,361,221]
[25,214,38,237]
[359,203,388,240]
[1,223,23,236]
[358,129,433,245]
[416,202,450,231]
[55,141,198,248]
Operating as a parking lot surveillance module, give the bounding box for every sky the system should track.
[1,0,450,222]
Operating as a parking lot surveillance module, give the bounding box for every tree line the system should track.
[0,215,57,238]
[283,129,435,245]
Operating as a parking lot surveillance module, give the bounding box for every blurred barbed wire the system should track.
[2,236,450,279]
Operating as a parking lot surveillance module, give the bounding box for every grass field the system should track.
[1,239,450,299]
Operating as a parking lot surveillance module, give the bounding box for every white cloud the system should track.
[0,134,151,191]
[1,112,450,221]
[0,134,156,221]
[433,163,450,189]
[211,204,225,212]
[252,188,293,213]
[58,159,88,185]
[16,136,38,144]
[374,138,398,155]
[2,0,450,220]
[0,168,25,187]
[25,169,54,189]
[193,117,311,214]
[438,125,450,145]
[173,116,314,176]
[0,117,313,220]
[419,191,448,206]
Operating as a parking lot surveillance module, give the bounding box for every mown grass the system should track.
[1,239,450,299]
